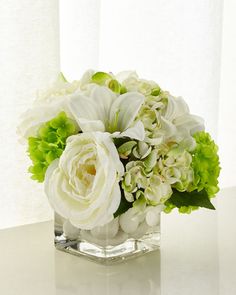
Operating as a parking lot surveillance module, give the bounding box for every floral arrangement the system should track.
[18,70,220,236]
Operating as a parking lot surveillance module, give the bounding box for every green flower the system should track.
[28,112,78,182]
[189,131,220,196]
[164,131,220,214]
[159,146,194,191]
[117,141,137,159]
[48,111,76,138]
[122,161,150,194]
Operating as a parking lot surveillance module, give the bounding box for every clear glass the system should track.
[54,213,161,265]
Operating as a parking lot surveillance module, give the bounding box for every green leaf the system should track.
[166,189,215,210]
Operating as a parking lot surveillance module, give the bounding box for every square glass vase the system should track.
[54,213,161,265]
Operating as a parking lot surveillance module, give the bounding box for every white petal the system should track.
[69,94,100,122]
[17,98,73,142]
[109,92,145,131]
[160,117,177,140]
[114,121,145,141]
[107,181,122,215]
[164,95,189,122]
[69,85,116,131]
[89,86,116,120]
[174,114,205,135]
[94,132,124,176]
[76,118,105,132]
[119,208,139,234]
[145,206,163,227]
[79,69,94,89]
[115,71,139,83]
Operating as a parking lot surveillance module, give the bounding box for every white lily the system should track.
[68,85,145,141]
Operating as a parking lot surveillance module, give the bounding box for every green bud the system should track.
[91,71,112,85]
[118,141,137,158]
[108,79,121,93]
[151,87,161,96]
[120,85,127,94]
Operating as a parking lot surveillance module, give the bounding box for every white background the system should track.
[0,0,235,229]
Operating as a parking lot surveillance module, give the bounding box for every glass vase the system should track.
[54,212,160,265]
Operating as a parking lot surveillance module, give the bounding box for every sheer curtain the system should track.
[0,0,59,228]
[0,0,234,229]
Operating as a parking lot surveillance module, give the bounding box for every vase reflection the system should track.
[54,249,161,295]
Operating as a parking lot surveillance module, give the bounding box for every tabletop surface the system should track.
[0,187,235,295]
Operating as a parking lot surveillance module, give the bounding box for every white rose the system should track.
[44,132,124,230]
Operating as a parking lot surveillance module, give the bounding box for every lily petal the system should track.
[114,121,145,141]
[69,85,116,131]
[76,118,105,132]
[109,92,145,131]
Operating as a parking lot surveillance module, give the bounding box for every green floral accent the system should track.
[28,112,78,182]
[151,87,161,96]
[58,72,67,82]
[118,141,137,159]
[133,141,152,159]
[108,79,121,93]
[189,131,220,196]
[91,71,112,85]
[91,71,127,94]
[164,131,220,213]
[122,161,150,195]
[120,85,127,94]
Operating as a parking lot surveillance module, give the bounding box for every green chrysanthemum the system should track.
[28,112,78,182]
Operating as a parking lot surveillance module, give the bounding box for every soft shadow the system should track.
[54,250,161,295]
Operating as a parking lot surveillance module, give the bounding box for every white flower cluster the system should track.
[18,70,205,236]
